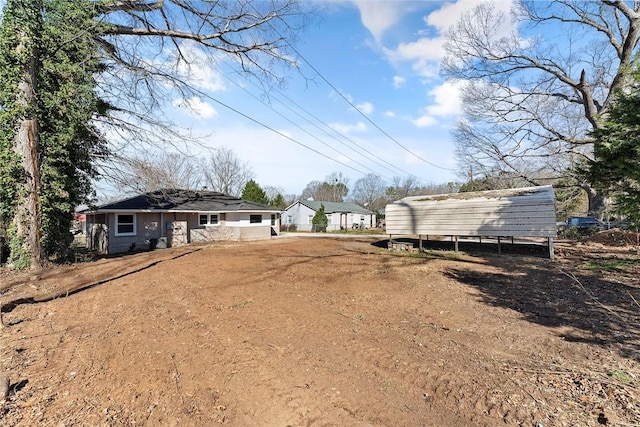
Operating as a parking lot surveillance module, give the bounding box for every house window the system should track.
[287,215,293,224]
[308,215,313,224]
[199,213,219,226]
[326,215,332,225]
[115,214,136,236]
[250,214,262,224]
[271,214,276,226]
[360,215,365,221]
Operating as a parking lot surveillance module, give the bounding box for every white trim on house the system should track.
[199,213,220,226]
[115,213,137,236]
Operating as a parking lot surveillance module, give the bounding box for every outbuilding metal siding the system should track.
[385,186,557,238]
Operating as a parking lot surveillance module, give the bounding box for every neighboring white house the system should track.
[385,186,557,258]
[283,200,376,232]
[83,189,281,254]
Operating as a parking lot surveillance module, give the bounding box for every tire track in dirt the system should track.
[340,318,540,427]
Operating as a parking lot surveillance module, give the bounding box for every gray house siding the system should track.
[283,201,376,232]
[105,212,162,253]
[85,190,282,254]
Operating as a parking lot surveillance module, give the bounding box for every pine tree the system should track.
[312,204,328,232]
[588,72,640,226]
[241,180,269,205]
[270,193,286,209]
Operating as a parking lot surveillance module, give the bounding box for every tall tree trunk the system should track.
[584,185,604,216]
[13,27,43,269]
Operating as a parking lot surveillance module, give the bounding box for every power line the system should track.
[217,64,418,183]
[268,87,426,180]
[297,54,454,171]
[265,39,455,172]
[246,2,455,175]
[197,90,372,177]
[217,69,397,183]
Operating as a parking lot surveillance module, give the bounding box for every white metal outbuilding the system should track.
[385,185,557,259]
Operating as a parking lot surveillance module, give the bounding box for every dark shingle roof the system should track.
[90,189,279,212]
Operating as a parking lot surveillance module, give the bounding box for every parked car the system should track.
[567,216,606,229]
[559,216,606,236]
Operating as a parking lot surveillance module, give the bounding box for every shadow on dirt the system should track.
[0,248,202,314]
[371,238,551,258]
[444,259,640,361]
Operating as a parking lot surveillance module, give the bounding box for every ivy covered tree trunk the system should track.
[14,68,43,269]
[0,0,44,269]
[1,0,104,268]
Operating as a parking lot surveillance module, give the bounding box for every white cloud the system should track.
[382,0,515,79]
[352,0,406,41]
[411,115,438,128]
[329,121,367,133]
[356,101,374,114]
[393,75,406,88]
[172,96,218,119]
[172,42,227,92]
[426,0,513,36]
[384,110,396,118]
[426,81,463,117]
[410,80,463,128]
[383,37,445,78]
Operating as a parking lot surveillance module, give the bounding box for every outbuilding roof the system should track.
[86,189,280,213]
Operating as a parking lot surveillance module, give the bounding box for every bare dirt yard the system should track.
[1,233,639,426]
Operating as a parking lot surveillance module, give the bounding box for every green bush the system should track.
[312,204,328,232]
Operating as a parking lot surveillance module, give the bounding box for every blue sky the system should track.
[160,0,513,195]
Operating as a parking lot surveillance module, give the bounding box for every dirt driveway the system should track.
[1,235,639,426]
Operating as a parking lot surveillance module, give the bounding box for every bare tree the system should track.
[111,151,203,194]
[300,180,323,201]
[95,0,308,153]
[350,173,387,212]
[263,185,284,200]
[301,172,349,202]
[201,147,254,197]
[386,176,421,199]
[442,1,640,212]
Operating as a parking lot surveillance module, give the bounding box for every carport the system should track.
[384,186,558,259]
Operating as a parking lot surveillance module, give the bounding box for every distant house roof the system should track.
[86,189,280,213]
[294,200,374,215]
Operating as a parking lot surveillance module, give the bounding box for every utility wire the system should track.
[268,86,429,181]
[218,63,410,182]
[217,69,397,183]
[296,54,454,171]
[197,91,371,177]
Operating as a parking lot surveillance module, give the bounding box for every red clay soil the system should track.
[0,234,639,426]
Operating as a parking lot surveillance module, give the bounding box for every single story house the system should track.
[385,186,557,258]
[83,189,282,254]
[283,200,376,232]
